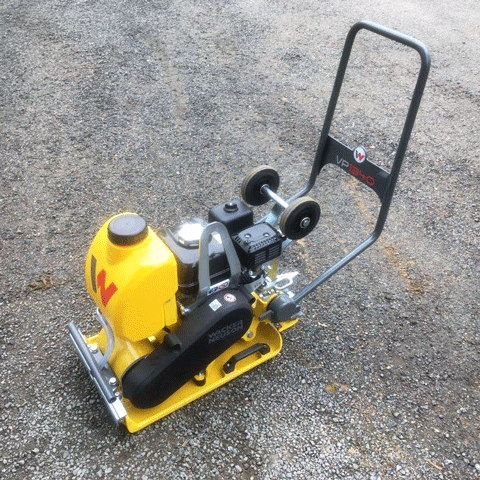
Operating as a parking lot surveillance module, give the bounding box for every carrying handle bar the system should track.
[198,222,242,298]
[293,21,430,303]
[182,222,242,314]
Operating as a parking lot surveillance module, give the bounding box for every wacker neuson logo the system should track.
[208,320,244,344]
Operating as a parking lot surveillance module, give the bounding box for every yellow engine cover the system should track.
[85,213,178,343]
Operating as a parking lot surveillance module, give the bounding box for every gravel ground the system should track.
[1,0,479,479]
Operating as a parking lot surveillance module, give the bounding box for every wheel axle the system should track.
[259,184,289,209]
[241,165,321,240]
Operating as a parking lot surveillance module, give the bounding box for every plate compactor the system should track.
[68,22,430,433]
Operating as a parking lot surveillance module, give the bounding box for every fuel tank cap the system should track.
[176,221,205,248]
[108,214,148,246]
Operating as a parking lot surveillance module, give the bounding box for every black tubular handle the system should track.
[292,21,430,303]
[223,343,271,374]
[300,20,430,200]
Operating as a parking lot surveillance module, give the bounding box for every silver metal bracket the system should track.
[67,321,127,425]
[256,271,299,301]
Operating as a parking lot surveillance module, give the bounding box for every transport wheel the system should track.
[279,196,320,240]
[241,165,280,206]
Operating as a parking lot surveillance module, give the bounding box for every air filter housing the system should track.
[232,223,283,271]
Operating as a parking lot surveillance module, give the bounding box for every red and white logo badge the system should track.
[223,293,237,303]
[354,146,367,164]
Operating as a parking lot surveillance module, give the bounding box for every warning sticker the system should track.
[209,299,222,312]
[223,293,237,303]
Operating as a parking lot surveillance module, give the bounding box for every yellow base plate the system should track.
[87,316,297,433]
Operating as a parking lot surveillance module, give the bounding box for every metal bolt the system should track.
[300,217,311,229]
[109,377,118,387]
[247,331,254,338]
[88,343,98,354]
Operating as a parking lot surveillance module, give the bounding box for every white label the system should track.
[207,279,230,295]
[209,299,222,312]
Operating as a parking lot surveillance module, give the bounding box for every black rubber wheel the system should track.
[241,165,280,206]
[279,196,321,240]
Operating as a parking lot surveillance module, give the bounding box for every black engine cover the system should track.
[122,289,253,409]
